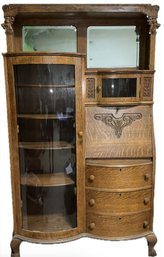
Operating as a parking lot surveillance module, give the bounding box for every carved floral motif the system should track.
[94,113,142,138]
[148,16,160,35]
[1,16,15,34]
[143,77,152,97]
[86,78,95,98]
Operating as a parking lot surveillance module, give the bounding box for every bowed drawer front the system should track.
[86,105,153,158]
[86,160,152,189]
[87,211,152,238]
[86,189,152,213]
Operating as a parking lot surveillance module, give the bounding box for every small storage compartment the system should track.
[87,211,151,238]
[86,159,152,189]
[86,188,152,213]
[86,105,153,158]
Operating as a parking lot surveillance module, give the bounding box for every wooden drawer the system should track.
[86,162,152,190]
[86,105,153,158]
[87,211,151,238]
[86,188,152,213]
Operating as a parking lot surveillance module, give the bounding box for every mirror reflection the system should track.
[87,26,140,68]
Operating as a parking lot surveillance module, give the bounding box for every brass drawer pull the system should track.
[144,197,149,205]
[144,174,150,181]
[89,222,95,230]
[89,175,95,182]
[89,199,95,206]
[143,221,149,229]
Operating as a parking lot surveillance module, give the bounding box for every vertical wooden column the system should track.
[1,16,15,52]
[147,14,160,70]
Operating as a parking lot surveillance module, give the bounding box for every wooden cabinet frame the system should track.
[3,53,85,242]
[2,4,160,257]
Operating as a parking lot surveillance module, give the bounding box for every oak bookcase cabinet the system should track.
[2,4,160,257]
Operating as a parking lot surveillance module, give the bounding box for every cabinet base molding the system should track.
[11,231,157,256]
[146,232,157,256]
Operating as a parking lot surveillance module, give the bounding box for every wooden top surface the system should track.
[3,52,85,57]
[2,4,159,19]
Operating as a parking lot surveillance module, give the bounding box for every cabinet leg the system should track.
[11,237,22,257]
[146,232,157,256]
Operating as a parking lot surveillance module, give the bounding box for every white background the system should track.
[0,0,163,257]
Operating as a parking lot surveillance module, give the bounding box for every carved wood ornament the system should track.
[148,16,160,35]
[94,113,142,138]
[1,16,15,34]
[143,77,152,97]
[86,78,95,98]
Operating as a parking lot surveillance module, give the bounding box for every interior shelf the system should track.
[17,114,74,119]
[23,213,74,232]
[19,141,75,150]
[21,173,75,187]
[16,84,75,88]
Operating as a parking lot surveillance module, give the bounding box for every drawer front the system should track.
[86,164,152,189]
[86,189,152,213]
[86,105,153,158]
[87,211,151,238]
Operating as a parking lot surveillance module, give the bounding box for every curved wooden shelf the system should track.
[21,173,75,187]
[19,141,75,150]
[86,159,152,168]
[23,213,74,232]
[17,114,74,119]
[16,84,75,88]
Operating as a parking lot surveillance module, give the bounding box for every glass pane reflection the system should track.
[102,78,137,98]
[14,64,77,232]
[87,26,140,68]
[23,26,77,52]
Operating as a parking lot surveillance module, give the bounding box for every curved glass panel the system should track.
[14,64,77,232]
[102,78,137,98]
[23,26,77,52]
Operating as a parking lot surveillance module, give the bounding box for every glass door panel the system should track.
[14,64,77,232]
[102,78,137,98]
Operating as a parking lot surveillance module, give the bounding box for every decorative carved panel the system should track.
[147,16,160,35]
[1,16,15,34]
[94,113,142,138]
[86,78,95,99]
[143,77,152,97]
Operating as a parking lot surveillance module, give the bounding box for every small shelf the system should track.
[21,173,75,187]
[17,114,74,119]
[19,141,75,150]
[16,84,75,88]
[23,213,74,232]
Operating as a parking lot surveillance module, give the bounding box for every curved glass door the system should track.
[14,64,77,232]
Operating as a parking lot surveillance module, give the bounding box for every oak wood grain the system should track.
[86,188,152,213]
[87,211,152,238]
[86,163,152,190]
[86,105,153,158]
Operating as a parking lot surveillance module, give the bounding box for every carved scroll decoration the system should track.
[94,113,142,138]
[1,16,15,34]
[147,16,160,35]
[143,77,152,97]
[86,78,95,98]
